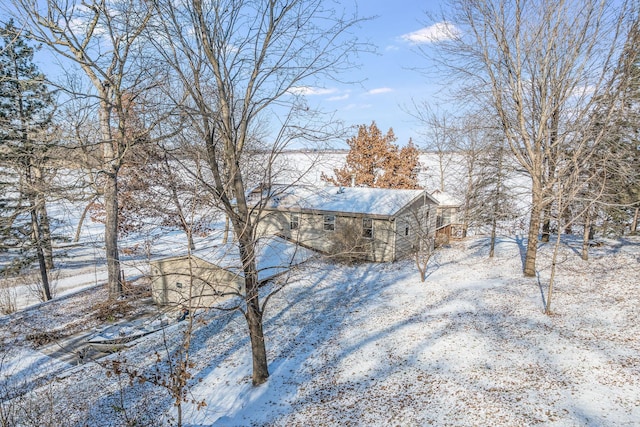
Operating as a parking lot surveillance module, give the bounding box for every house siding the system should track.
[150,256,243,307]
[393,197,437,260]
[251,188,439,263]
[256,210,399,262]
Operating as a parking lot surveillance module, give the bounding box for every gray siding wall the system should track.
[253,193,437,262]
[394,198,438,260]
[255,210,397,262]
[150,256,243,307]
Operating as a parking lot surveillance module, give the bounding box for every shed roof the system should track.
[250,184,437,217]
[157,236,315,282]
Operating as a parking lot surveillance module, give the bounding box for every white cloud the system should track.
[328,94,350,101]
[288,86,337,96]
[344,103,373,111]
[401,22,460,44]
[366,87,393,95]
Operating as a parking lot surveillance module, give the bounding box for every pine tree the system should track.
[582,52,640,244]
[322,122,421,189]
[0,20,55,299]
[612,54,640,234]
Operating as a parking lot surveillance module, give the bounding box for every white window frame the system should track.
[362,217,373,238]
[290,213,299,230]
[323,215,335,231]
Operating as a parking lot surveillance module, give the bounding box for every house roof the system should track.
[251,184,437,218]
[158,236,315,282]
[430,189,462,207]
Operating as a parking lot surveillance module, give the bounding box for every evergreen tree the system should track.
[610,54,640,234]
[322,121,421,189]
[582,52,640,244]
[0,20,55,300]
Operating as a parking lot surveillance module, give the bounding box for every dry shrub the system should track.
[92,299,133,322]
[122,278,151,299]
[91,277,153,322]
[0,280,17,315]
[328,226,372,264]
[25,330,65,346]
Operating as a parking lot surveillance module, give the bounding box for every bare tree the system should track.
[481,133,516,257]
[12,0,159,299]
[424,0,637,277]
[544,20,640,313]
[411,103,455,192]
[449,112,491,237]
[400,203,437,282]
[148,0,364,385]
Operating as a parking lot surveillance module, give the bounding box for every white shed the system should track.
[150,236,314,308]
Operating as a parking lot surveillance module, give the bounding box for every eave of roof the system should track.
[250,185,437,218]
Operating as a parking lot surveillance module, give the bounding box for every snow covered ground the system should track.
[1,151,637,425]
[1,233,639,426]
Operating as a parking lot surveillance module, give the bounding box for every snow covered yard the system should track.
[1,235,639,426]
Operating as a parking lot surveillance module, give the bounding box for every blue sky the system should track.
[24,0,448,150]
[301,0,447,148]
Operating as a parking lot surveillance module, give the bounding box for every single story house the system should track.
[248,184,439,262]
[150,236,314,307]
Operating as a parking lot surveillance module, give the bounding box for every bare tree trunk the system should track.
[33,167,54,269]
[631,206,639,235]
[489,214,497,258]
[222,215,230,244]
[238,236,269,385]
[489,140,505,258]
[104,170,122,298]
[101,95,122,298]
[187,231,195,251]
[545,224,563,315]
[582,209,592,261]
[29,200,51,301]
[524,186,542,277]
[74,198,96,243]
[36,196,54,270]
[463,166,473,238]
[563,206,572,234]
[541,208,551,243]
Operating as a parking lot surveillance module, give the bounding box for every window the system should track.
[405,226,410,236]
[323,215,335,231]
[290,213,299,230]
[442,209,452,225]
[363,217,373,238]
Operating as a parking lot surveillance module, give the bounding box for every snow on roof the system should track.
[254,185,432,217]
[430,189,462,207]
[180,236,315,282]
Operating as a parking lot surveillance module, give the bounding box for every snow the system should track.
[257,184,429,217]
[430,188,463,207]
[2,234,638,426]
[1,152,639,426]
[182,236,317,282]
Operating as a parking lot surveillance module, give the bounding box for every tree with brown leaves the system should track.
[323,122,421,189]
